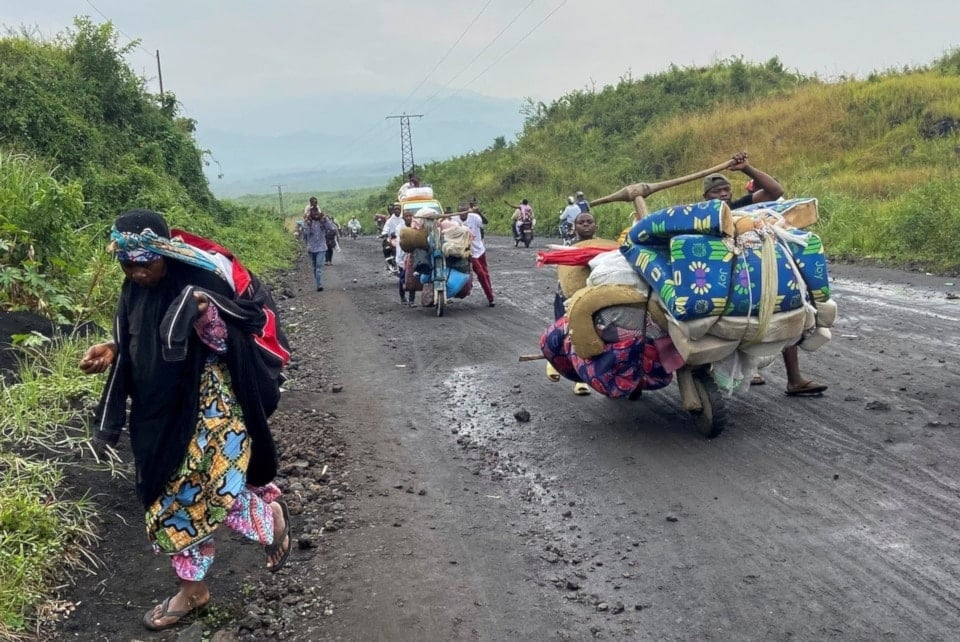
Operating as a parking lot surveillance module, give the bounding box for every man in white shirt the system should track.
[458,206,495,307]
[347,216,361,237]
[560,196,581,226]
[380,204,403,274]
[380,204,403,239]
[394,210,416,305]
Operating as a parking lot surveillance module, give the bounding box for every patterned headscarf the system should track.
[109,210,225,279]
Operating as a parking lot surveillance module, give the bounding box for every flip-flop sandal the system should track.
[785,381,828,396]
[266,499,292,573]
[573,383,591,396]
[750,375,766,386]
[545,362,561,382]
[143,595,207,631]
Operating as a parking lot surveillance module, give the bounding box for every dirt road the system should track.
[55,233,960,641]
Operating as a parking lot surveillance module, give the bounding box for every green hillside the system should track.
[0,21,297,636]
[367,54,960,273]
[0,19,293,323]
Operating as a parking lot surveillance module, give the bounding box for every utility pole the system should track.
[273,184,286,220]
[385,113,423,177]
[156,50,164,99]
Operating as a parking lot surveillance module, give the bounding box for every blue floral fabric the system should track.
[621,200,832,320]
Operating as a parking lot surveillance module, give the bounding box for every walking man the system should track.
[302,200,336,291]
[458,206,495,307]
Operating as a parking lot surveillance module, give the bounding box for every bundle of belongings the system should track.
[539,197,835,396]
[406,208,473,301]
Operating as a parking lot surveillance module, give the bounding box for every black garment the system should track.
[730,193,754,210]
[397,267,408,301]
[92,261,284,508]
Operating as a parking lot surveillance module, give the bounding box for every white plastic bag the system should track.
[586,250,644,288]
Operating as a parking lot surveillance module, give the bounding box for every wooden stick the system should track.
[519,354,546,362]
[590,160,735,209]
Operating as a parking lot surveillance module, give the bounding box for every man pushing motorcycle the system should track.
[702,152,827,397]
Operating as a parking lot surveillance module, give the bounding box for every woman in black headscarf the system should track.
[80,210,292,630]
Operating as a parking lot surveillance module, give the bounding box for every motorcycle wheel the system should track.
[690,369,727,438]
[436,288,445,317]
[523,236,532,248]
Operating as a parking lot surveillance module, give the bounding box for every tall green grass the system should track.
[0,335,129,636]
[0,454,99,636]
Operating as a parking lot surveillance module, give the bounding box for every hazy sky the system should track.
[3,0,959,178]
[6,1,959,105]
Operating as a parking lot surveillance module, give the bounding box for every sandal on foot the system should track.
[545,362,561,382]
[573,382,591,396]
[143,595,207,631]
[266,499,292,572]
[785,380,827,396]
[750,375,766,386]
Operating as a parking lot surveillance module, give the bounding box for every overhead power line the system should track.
[425,0,537,103]
[328,1,495,172]
[315,0,570,178]
[83,0,154,58]
[325,0,537,172]
[455,0,570,94]
[397,0,494,109]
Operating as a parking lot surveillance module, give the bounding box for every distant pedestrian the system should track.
[323,213,339,265]
[302,203,336,291]
[395,209,417,305]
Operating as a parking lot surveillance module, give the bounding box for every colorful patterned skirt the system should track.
[146,359,251,554]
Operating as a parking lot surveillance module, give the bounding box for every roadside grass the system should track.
[0,454,99,639]
[0,334,127,637]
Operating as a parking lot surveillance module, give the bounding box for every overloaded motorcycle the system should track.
[528,160,835,438]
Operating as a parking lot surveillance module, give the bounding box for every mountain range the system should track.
[193,89,527,197]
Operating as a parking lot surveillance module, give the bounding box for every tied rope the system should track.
[733,212,810,347]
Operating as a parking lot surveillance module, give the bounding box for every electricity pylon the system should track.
[385,113,423,176]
